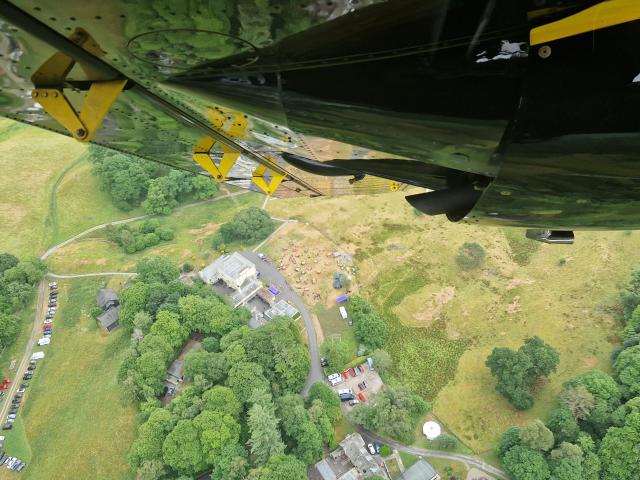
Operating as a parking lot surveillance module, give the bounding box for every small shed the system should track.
[96,288,119,311]
[97,306,120,332]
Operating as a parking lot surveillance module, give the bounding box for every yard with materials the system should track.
[267,192,639,456]
[0,277,137,480]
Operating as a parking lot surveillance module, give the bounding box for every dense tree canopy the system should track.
[502,446,551,480]
[213,207,275,247]
[486,337,559,410]
[349,386,429,443]
[349,296,389,349]
[136,257,180,284]
[520,420,554,452]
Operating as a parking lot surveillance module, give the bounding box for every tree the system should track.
[308,383,342,424]
[519,419,554,452]
[456,242,485,270]
[613,345,640,399]
[599,412,640,480]
[91,153,154,210]
[0,313,20,349]
[497,427,521,459]
[119,282,150,329]
[292,421,323,464]
[202,386,242,419]
[371,349,392,375]
[519,336,560,379]
[550,442,583,463]
[349,386,429,443]
[547,405,580,444]
[349,296,389,349]
[191,175,219,199]
[246,403,285,465]
[320,337,353,372]
[178,294,235,335]
[227,362,270,404]
[247,454,306,480]
[135,351,168,398]
[216,207,275,246]
[576,433,601,480]
[560,386,595,420]
[485,347,534,410]
[0,253,18,274]
[137,257,180,284]
[202,336,220,352]
[138,334,174,363]
[143,176,180,215]
[162,419,206,474]
[150,311,188,349]
[193,410,241,465]
[136,460,166,480]
[502,446,551,480]
[129,408,177,467]
[133,311,153,333]
[184,351,228,384]
[620,270,640,320]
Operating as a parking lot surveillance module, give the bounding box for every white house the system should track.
[199,252,262,307]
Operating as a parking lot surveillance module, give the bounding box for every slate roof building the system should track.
[96,288,119,311]
[397,459,440,480]
[199,252,261,307]
[314,433,383,480]
[96,288,120,332]
[96,306,120,332]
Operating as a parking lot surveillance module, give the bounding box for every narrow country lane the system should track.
[0,281,47,424]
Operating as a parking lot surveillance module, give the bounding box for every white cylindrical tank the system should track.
[423,421,442,440]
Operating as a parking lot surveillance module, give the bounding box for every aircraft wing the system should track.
[1,0,640,230]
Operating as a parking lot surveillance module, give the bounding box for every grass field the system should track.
[0,120,85,257]
[267,191,640,455]
[0,277,137,480]
[46,192,262,274]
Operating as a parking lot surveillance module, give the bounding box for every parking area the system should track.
[327,361,383,411]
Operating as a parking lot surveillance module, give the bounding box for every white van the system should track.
[339,306,348,320]
[37,338,50,346]
[337,388,352,395]
[30,352,45,361]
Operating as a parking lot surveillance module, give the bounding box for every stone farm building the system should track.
[95,288,120,332]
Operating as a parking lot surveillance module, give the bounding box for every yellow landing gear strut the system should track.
[30,28,126,142]
[193,108,286,195]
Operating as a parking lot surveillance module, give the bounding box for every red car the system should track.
[3,379,11,384]
[358,392,366,402]
[349,367,356,378]
[0,385,7,390]
[341,370,349,380]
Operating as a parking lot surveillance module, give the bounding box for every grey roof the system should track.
[200,252,255,283]
[167,359,184,379]
[397,459,439,480]
[97,306,119,332]
[96,289,119,309]
[265,299,299,320]
[339,433,381,476]
[315,460,337,480]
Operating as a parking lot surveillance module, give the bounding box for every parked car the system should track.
[348,367,357,377]
[339,393,355,402]
[48,282,57,287]
[337,388,352,395]
[22,374,32,381]
[17,388,25,394]
[327,373,340,381]
[27,365,36,371]
[341,370,348,380]
[320,357,329,367]
[367,443,376,455]
[20,383,28,389]
[358,392,366,402]
[7,415,16,420]
[348,399,360,406]
[330,377,343,386]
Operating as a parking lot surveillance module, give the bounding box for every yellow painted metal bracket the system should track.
[530,0,640,46]
[32,79,126,141]
[193,107,288,195]
[30,28,127,141]
[252,163,286,196]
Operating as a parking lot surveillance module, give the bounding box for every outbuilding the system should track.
[97,306,120,332]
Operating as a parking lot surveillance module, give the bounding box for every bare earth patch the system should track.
[397,286,456,328]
